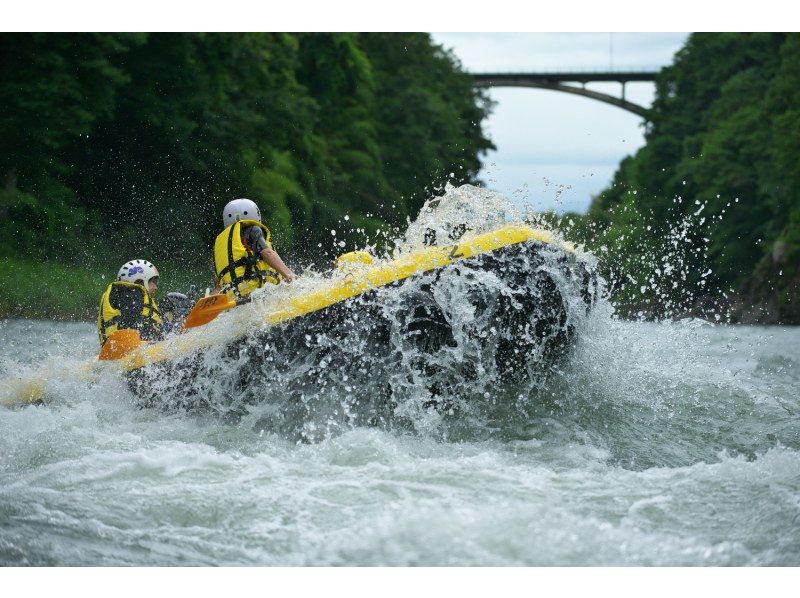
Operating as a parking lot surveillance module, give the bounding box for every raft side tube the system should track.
[116,224,572,372]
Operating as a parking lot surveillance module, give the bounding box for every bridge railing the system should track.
[472,70,659,85]
[468,66,663,75]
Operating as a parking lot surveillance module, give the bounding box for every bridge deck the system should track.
[472,71,659,84]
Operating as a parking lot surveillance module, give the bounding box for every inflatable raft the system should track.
[121,224,597,428]
[3,224,597,433]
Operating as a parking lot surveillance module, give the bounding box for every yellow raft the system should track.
[116,224,570,371]
[3,224,573,407]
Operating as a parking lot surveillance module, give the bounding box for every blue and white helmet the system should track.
[223,198,261,228]
[117,260,159,287]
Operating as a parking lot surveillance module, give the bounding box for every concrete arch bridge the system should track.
[471,69,659,118]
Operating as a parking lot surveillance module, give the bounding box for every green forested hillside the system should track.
[0,33,493,317]
[582,33,800,323]
[4,33,798,324]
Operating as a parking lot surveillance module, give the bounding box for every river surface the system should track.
[1,316,798,566]
[2,186,799,566]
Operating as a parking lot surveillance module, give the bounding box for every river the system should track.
[1,315,798,566]
[1,185,799,566]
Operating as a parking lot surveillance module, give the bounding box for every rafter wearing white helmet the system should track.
[98,260,164,347]
[213,197,297,298]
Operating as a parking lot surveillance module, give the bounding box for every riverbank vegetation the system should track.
[575,33,800,323]
[2,33,798,323]
[1,33,492,318]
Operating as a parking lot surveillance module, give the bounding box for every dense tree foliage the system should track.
[583,33,800,322]
[7,32,795,323]
[0,33,493,277]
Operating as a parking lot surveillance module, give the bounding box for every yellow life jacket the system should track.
[213,220,280,299]
[97,281,164,346]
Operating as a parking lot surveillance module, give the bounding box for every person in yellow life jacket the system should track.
[213,198,297,300]
[97,260,165,346]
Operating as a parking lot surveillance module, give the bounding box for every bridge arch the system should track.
[472,71,659,118]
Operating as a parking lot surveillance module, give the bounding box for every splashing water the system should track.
[125,184,596,441]
[1,186,798,565]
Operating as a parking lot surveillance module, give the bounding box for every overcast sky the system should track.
[431,33,689,214]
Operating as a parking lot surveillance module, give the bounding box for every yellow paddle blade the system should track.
[183,294,237,329]
[20,378,45,404]
[98,329,142,361]
[1,377,46,408]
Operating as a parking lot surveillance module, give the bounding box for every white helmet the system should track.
[117,260,159,287]
[223,198,261,228]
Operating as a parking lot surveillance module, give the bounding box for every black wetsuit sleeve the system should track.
[109,285,144,330]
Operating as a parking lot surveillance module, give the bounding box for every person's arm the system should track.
[260,247,297,282]
[246,226,297,283]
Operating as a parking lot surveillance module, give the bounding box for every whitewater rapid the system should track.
[1,316,798,565]
[1,185,798,565]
